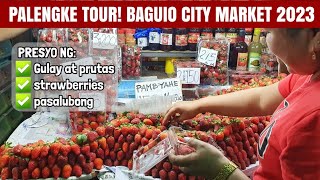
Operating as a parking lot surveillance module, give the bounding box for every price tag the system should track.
[92,32,118,49]
[135,78,183,102]
[79,93,106,111]
[197,47,218,66]
[177,68,200,84]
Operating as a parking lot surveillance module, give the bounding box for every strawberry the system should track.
[225,137,235,147]
[247,146,254,157]
[216,131,224,141]
[134,134,142,145]
[114,160,120,166]
[241,150,248,159]
[117,150,125,161]
[122,142,129,153]
[81,144,90,155]
[0,154,9,168]
[217,141,227,151]
[96,148,105,159]
[94,158,103,170]
[97,115,105,124]
[126,134,134,143]
[60,144,71,156]
[249,137,256,146]
[128,159,133,170]
[151,168,159,178]
[257,123,265,133]
[245,127,254,137]
[129,142,138,154]
[121,126,130,136]
[131,118,141,124]
[250,154,257,164]
[250,124,258,133]
[98,137,107,150]
[145,129,153,139]
[87,152,97,162]
[114,143,121,151]
[72,164,82,177]
[109,151,116,161]
[62,164,72,179]
[168,170,177,180]
[240,131,248,140]
[1,167,9,180]
[41,167,51,178]
[21,168,29,180]
[237,142,244,151]
[105,125,115,136]
[90,141,99,152]
[143,119,153,126]
[196,131,209,142]
[8,156,19,169]
[244,140,251,151]
[139,126,147,136]
[156,161,164,169]
[83,163,93,174]
[57,155,68,168]
[105,159,113,166]
[121,159,128,166]
[104,148,110,157]
[31,168,40,179]
[40,145,50,157]
[50,142,61,156]
[250,117,260,125]
[12,167,19,180]
[178,173,187,180]
[107,136,115,149]
[38,158,47,169]
[114,129,121,139]
[13,144,23,155]
[110,120,121,127]
[71,143,81,155]
[159,169,167,179]
[77,154,86,167]
[19,158,28,170]
[52,165,61,179]
[141,137,149,146]
[96,126,106,137]
[28,160,38,172]
[226,146,235,157]
[21,146,31,158]
[68,152,77,166]
[86,131,99,142]
[163,162,172,171]
[118,134,125,144]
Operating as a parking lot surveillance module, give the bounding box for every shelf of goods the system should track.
[141,50,197,58]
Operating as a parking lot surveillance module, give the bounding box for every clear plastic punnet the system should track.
[132,131,172,175]
[37,28,66,47]
[197,38,230,86]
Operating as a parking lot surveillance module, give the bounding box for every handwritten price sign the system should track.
[197,47,218,66]
[92,32,118,49]
[177,68,200,84]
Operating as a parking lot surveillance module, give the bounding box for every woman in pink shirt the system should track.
[163,28,320,180]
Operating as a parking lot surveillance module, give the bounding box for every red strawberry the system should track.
[96,126,106,136]
[225,137,235,147]
[114,160,120,166]
[40,145,50,157]
[114,143,121,151]
[163,162,172,171]
[151,168,159,178]
[114,129,121,139]
[96,148,105,159]
[143,119,153,126]
[98,137,108,150]
[52,164,61,179]
[105,126,115,136]
[60,144,71,156]
[109,151,116,161]
[104,147,110,157]
[245,127,254,137]
[141,137,149,146]
[250,124,258,133]
[107,136,115,149]
[216,131,224,141]
[62,164,72,179]
[41,167,51,178]
[110,120,121,127]
[90,141,99,152]
[12,167,19,180]
[0,154,9,168]
[83,163,93,174]
[72,164,82,177]
[159,169,167,179]
[57,155,68,168]
[241,150,248,159]
[129,142,138,154]
[47,155,56,168]
[226,146,235,157]
[94,158,103,170]
[21,168,29,180]
[21,146,32,158]
[121,126,130,136]
[81,144,90,155]
[217,141,227,151]
[131,118,141,124]
[18,158,28,170]
[117,150,125,161]
[250,117,259,124]
[237,142,244,151]
[50,142,61,156]
[145,129,153,139]
[240,131,248,140]
[250,154,257,164]
[87,152,97,162]
[134,134,142,144]
[168,170,177,180]
[77,154,86,167]
[122,142,129,153]
[257,123,265,133]
[31,168,40,179]
[28,160,38,172]
[248,146,254,157]
[178,173,187,180]
[128,159,133,170]
[249,137,256,146]
[126,134,134,143]
[1,167,9,180]
[97,115,105,123]
[13,144,23,155]
[121,159,128,166]
[139,126,147,136]
[244,140,251,151]
[38,158,47,169]
[105,159,113,166]
[118,134,125,144]
[8,156,19,170]
[71,143,81,155]
[68,152,77,166]
[87,131,99,142]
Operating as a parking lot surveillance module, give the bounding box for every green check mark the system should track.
[16,61,32,77]
[16,77,31,93]
[15,93,32,110]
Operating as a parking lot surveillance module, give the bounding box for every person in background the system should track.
[163,28,320,180]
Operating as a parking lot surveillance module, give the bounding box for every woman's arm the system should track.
[194,82,284,117]
[0,28,29,42]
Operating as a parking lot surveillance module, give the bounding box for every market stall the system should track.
[0,28,287,180]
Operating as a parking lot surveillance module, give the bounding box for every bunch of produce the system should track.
[38,29,66,47]
[67,28,89,58]
[121,45,142,79]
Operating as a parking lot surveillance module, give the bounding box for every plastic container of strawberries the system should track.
[121,45,142,80]
[197,38,230,86]
[229,70,262,86]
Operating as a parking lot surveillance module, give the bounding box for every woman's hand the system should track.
[169,138,230,179]
[162,101,200,126]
